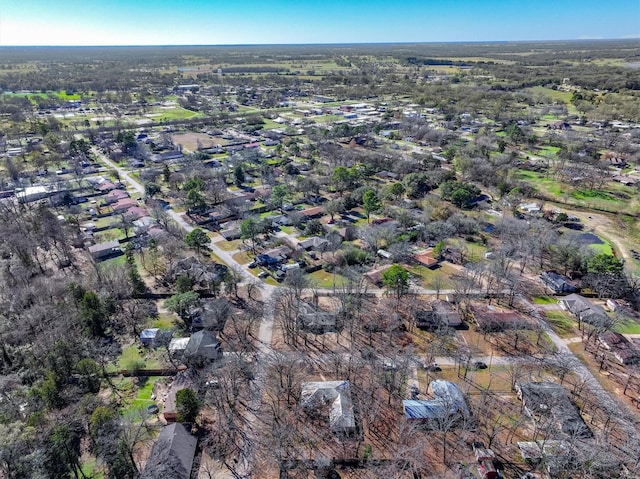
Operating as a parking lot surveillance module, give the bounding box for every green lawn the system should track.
[93,228,123,243]
[117,345,164,370]
[308,269,347,289]
[152,107,200,122]
[405,263,456,290]
[615,318,640,334]
[80,458,104,479]
[544,310,577,338]
[150,313,178,330]
[589,241,614,256]
[129,377,162,411]
[533,296,558,305]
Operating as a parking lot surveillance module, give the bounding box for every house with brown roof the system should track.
[124,206,148,221]
[300,206,324,218]
[412,249,439,269]
[364,264,396,286]
[104,189,129,204]
[163,369,199,423]
[96,181,117,192]
[112,198,138,213]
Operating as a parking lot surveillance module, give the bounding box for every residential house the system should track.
[123,206,148,221]
[540,271,577,294]
[519,202,541,214]
[104,189,129,204]
[16,186,51,203]
[403,380,470,422]
[412,249,439,269]
[518,440,571,477]
[472,307,530,332]
[168,337,190,359]
[133,216,158,235]
[298,236,329,251]
[612,175,638,187]
[301,381,355,435]
[153,150,184,162]
[559,293,607,324]
[262,246,292,262]
[300,206,324,218]
[415,300,463,330]
[598,331,640,365]
[220,228,241,241]
[182,330,221,366]
[167,257,228,289]
[140,423,196,479]
[297,301,340,334]
[364,264,396,286]
[377,170,398,180]
[88,240,122,260]
[96,181,117,192]
[516,382,592,438]
[163,369,199,423]
[547,121,572,131]
[112,198,138,213]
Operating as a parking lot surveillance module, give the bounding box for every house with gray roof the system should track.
[183,330,221,366]
[87,240,122,260]
[141,423,196,479]
[403,380,469,422]
[516,381,592,439]
[297,301,340,334]
[301,380,355,435]
[559,294,607,324]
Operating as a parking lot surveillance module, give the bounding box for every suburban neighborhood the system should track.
[0,39,639,479]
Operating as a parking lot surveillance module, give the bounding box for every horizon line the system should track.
[0,38,638,49]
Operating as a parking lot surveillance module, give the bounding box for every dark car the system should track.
[474,361,488,370]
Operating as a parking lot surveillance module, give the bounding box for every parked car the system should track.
[474,361,488,370]
[258,271,269,279]
[424,362,441,372]
[248,261,257,268]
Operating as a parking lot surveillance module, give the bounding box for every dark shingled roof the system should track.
[141,423,197,479]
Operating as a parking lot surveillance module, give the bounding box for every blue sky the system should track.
[0,0,638,45]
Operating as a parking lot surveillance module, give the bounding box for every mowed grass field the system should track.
[516,169,640,215]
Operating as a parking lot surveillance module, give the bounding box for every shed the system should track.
[140,328,159,347]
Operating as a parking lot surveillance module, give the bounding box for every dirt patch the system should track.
[171,132,219,152]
